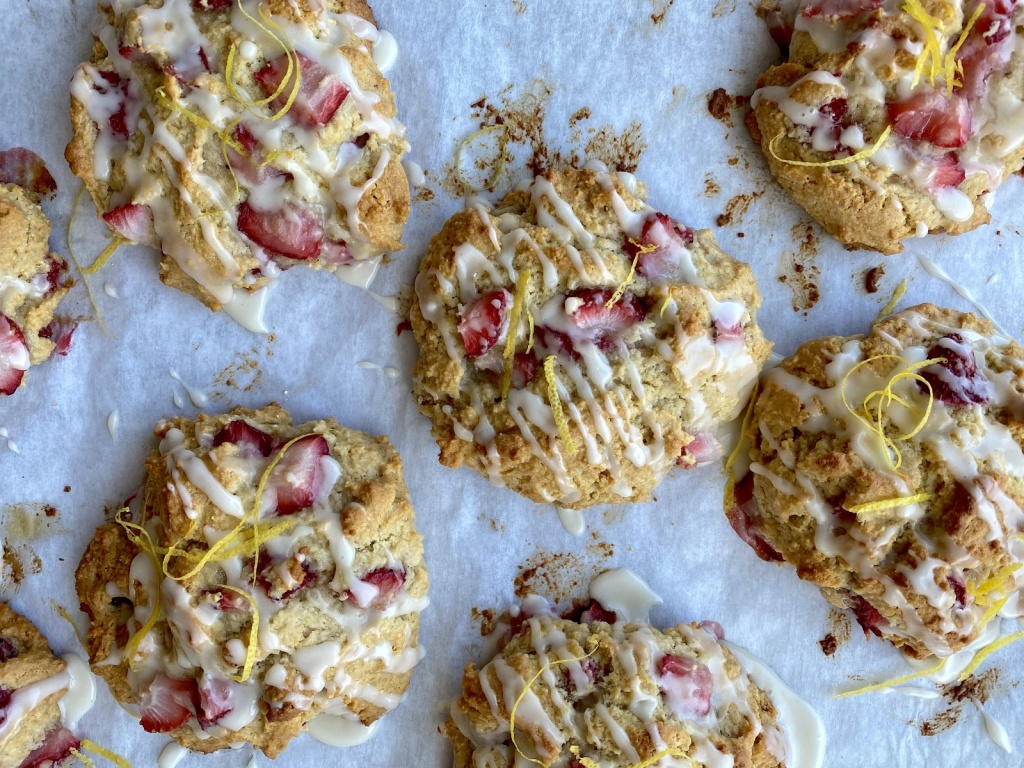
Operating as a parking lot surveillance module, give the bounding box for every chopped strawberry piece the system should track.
[192,0,233,8]
[38,317,78,357]
[677,432,723,468]
[197,676,233,729]
[802,0,882,18]
[320,239,352,267]
[254,52,349,128]
[345,567,406,610]
[510,352,538,389]
[626,213,695,281]
[846,594,888,638]
[726,473,784,562]
[103,203,158,247]
[657,654,714,718]
[713,318,744,343]
[0,148,56,202]
[956,2,1016,99]
[949,573,968,609]
[227,124,288,186]
[19,726,81,768]
[212,419,277,458]
[95,71,132,139]
[0,315,30,396]
[919,333,991,406]
[698,620,725,640]
[0,637,17,662]
[257,556,316,600]
[352,133,370,149]
[759,0,794,52]
[205,588,249,612]
[930,152,966,189]
[458,289,511,358]
[565,288,646,351]
[139,674,198,733]
[534,326,578,360]
[579,600,618,625]
[887,91,973,148]
[269,434,330,514]
[237,201,324,261]
[44,257,66,292]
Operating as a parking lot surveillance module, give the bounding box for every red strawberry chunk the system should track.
[802,0,883,18]
[212,419,278,458]
[237,201,324,261]
[197,676,233,729]
[846,593,888,638]
[257,556,317,601]
[458,289,511,358]
[919,333,991,406]
[956,3,1016,99]
[192,0,233,8]
[205,588,249,612]
[887,91,973,148]
[139,674,198,733]
[227,124,288,186]
[566,288,646,351]
[579,600,618,625]
[510,352,538,389]
[949,573,968,609]
[254,52,349,128]
[726,473,784,562]
[44,257,66,292]
[534,326,578,360]
[320,239,352,267]
[0,315,30,396]
[930,152,966,189]
[0,148,56,202]
[0,637,17,662]
[626,213,695,281]
[759,1,795,52]
[714,318,744,343]
[269,434,330,515]
[103,203,158,247]
[657,654,714,718]
[0,685,10,712]
[38,317,78,357]
[95,71,132,139]
[698,620,725,640]
[345,567,406,610]
[19,727,81,768]
[677,432,723,468]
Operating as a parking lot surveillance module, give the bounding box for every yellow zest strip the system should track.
[225,3,301,121]
[845,493,932,514]
[70,749,94,768]
[456,124,509,192]
[968,563,1022,599]
[154,88,245,152]
[958,631,1024,682]
[526,310,536,353]
[501,269,533,401]
[115,518,164,671]
[657,295,673,318]
[834,658,946,698]
[51,601,86,649]
[723,379,761,512]
[769,126,892,168]
[510,644,598,766]
[160,515,200,577]
[903,0,946,87]
[80,237,124,275]
[975,594,1009,631]
[80,740,132,768]
[570,744,693,768]
[216,584,261,683]
[214,516,301,563]
[606,241,653,308]
[945,3,985,95]
[877,278,908,320]
[543,356,578,455]
[66,185,111,336]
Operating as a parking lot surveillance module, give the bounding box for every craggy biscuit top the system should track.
[412,164,771,509]
[66,0,409,327]
[445,595,789,768]
[75,404,428,757]
[751,0,1024,253]
[731,303,1024,659]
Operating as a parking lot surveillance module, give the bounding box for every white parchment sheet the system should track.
[2,1,1023,766]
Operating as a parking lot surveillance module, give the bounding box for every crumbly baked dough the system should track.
[412,166,771,509]
[75,404,428,757]
[749,0,1024,254]
[732,303,1024,658]
[66,0,409,315]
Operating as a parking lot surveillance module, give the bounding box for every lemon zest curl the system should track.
[769,126,892,168]
[543,356,578,455]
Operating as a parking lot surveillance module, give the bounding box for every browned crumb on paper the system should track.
[819,609,852,657]
[584,122,646,174]
[1,503,64,592]
[650,0,676,25]
[712,0,737,16]
[707,89,750,129]
[471,607,499,637]
[213,347,265,395]
[716,191,763,227]
[864,264,885,294]
[917,669,1002,737]
[569,107,591,128]
[778,222,821,313]
[514,536,614,604]
[704,175,721,197]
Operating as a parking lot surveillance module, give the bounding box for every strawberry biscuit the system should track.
[411,165,772,509]
[66,0,409,326]
[749,0,1024,254]
[729,304,1024,659]
[75,404,428,757]
[0,148,74,396]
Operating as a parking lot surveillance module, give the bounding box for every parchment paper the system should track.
[1,1,1022,766]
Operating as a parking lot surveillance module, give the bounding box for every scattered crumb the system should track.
[471,607,498,637]
[778,223,821,314]
[569,107,591,127]
[584,122,647,174]
[819,609,851,657]
[711,0,737,15]
[650,0,675,25]
[818,634,838,656]
[864,264,885,294]
[703,175,721,197]
[1,503,64,592]
[707,89,749,129]
[213,348,265,396]
[917,669,1002,736]
[513,537,614,604]
[63,485,71,493]
[716,191,763,227]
